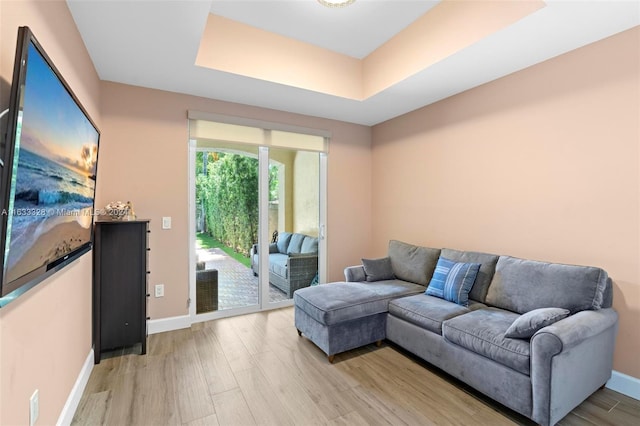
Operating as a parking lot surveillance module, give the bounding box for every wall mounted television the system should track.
[0,26,100,307]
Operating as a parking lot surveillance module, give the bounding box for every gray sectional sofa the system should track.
[293,240,618,426]
[251,231,318,297]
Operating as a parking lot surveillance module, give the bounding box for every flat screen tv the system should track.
[0,27,100,306]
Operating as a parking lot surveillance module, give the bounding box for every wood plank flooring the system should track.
[73,307,640,426]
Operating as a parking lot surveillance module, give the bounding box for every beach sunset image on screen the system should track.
[4,41,99,283]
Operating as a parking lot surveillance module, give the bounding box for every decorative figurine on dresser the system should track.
[93,217,150,363]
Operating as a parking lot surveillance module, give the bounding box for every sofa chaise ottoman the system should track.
[294,280,424,362]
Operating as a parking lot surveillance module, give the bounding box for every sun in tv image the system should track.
[4,42,99,283]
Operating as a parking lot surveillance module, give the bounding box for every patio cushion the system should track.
[276,232,292,254]
[269,253,288,278]
[442,308,531,375]
[287,233,306,254]
[301,236,318,254]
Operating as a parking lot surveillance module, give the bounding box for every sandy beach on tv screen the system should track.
[7,219,90,283]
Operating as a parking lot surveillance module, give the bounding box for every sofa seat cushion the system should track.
[293,281,423,326]
[269,253,289,278]
[358,279,425,298]
[442,308,531,375]
[389,294,472,335]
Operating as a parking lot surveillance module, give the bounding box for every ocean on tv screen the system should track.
[3,41,98,283]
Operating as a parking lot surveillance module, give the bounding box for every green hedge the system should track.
[196,152,258,256]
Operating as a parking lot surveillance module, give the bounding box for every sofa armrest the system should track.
[534,308,618,350]
[344,265,366,282]
[251,243,280,256]
[530,308,618,426]
[287,254,318,294]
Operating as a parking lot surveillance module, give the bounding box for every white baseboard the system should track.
[606,370,640,401]
[57,349,94,426]
[148,314,191,334]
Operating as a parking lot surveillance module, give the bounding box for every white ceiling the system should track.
[208,0,439,59]
[67,0,640,126]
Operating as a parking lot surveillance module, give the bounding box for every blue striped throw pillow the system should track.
[426,257,481,307]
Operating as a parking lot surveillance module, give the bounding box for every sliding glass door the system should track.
[194,147,260,315]
[188,117,327,320]
[262,147,320,305]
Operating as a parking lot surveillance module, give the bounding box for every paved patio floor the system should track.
[196,246,288,311]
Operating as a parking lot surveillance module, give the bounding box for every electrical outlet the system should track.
[155,284,164,298]
[162,216,171,229]
[30,389,39,426]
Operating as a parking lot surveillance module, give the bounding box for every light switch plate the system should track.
[162,216,171,229]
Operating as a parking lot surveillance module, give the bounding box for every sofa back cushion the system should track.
[486,256,608,314]
[602,277,613,309]
[301,236,318,254]
[441,248,499,303]
[277,232,292,254]
[287,233,306,254]
[388,240,440,286]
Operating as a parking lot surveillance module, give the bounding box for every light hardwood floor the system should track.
[73,307,639,426]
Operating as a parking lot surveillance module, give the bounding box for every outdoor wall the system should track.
[270,149,294,233]
[0,1,101,424]
[99,82,372,320]
[371,28,639,378]
[293,151,320,237]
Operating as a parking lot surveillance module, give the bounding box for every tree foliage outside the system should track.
[196,151,279,257]
[269,164,279,202]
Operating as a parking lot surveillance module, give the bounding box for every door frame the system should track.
[188,139,328,323]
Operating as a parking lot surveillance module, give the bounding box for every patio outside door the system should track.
[190,136,325,321]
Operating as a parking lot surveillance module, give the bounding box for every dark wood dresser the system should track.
[93,219,150,363]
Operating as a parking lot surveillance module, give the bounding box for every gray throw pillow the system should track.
[362,257,395,282]
[505,307,570,339]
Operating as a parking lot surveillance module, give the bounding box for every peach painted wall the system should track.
[0,1,101,424]
[99,82,372,319]
[371,28,639,378]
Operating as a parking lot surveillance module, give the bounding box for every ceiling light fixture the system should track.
[318,0,356,8]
